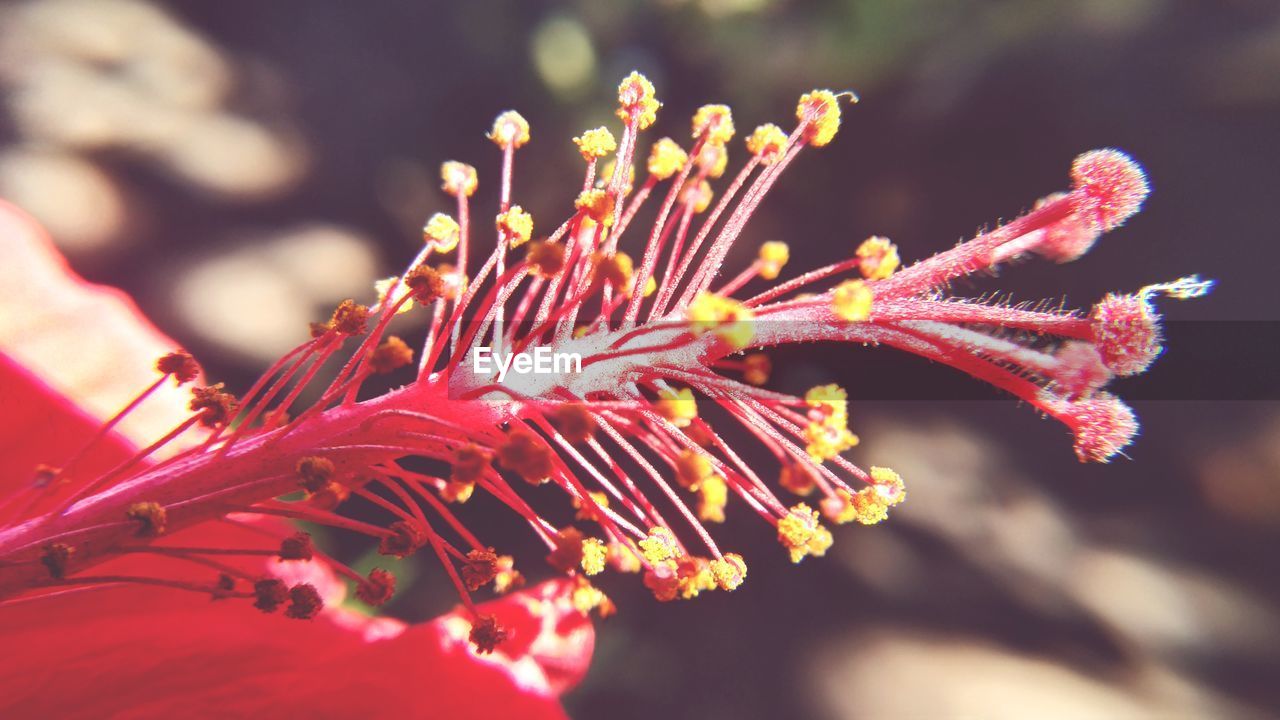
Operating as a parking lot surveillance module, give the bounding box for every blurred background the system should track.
[2,0,1278,717]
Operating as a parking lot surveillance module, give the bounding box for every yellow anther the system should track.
[680,179,714,213]
[674,448,714,490]
[777,503,825,563]
[492,555,524,594]
[581,537,608,576]
[695,141,728,179]
[638,526,681,564]
[677,556,717,599]
[804,420,859,462]
[779,461,817,496]
[757,240,790,280]
[496,206,534,248]
[617,71,660,130]
[526,240,566,279]
[374,277,415,315]
[647,137,688,180]
[856,236,900,280]
[698,474,728,523]
[807,525,833,557]
[745,123,788,164]
[796,90,842,147]
[743,352,771,386]
[692,104,735,145]
[643,275,657,297]
[869,466,907,506]
[442,479,475,504]
[710,553,747,591]
[573,126,617,160]
[805,383,849,423]
[592,251,635,295]
[441,161,478,197]
[573,491,611,522]
[488,110,530,149]
[422,212,460,252]
[571,577,616,617]
[687,291,755,350]
[655,387,698,427]
[609,542,643,573]
[832,279,873,321]
[575,189,615,227]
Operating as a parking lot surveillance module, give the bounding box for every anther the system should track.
[279,532,314,561]
[253,577,289,613]
[550,404,597,444]
[40,543,74,579]
[462,548,501,590]
[369,336,414,374]
[296,456,336,493]
[574,127,617,161]
[496,426,555,485]
[379,520,427,558]
[125,501,167,537]
[329,299,371,336]
[356,568,396,606]
[189,383,238,428]
[469,614,508,654]
[156,350,202,384]
[488,110,531,150]
[441,161,478,197]
[285,583,324,619]
[406,265,445,305]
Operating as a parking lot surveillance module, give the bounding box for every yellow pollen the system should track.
[581,537,608,576]
[807,526,834,557]
[496,206,534,248]
[777,503,825,563]
[647,137,688,180]
[832,279,874,321]
[573,491,611,522]
[488,110,530,149]
[681,179,714,213]
[692,104,735,144]
[743,352,772,386]
[677,556,717,599]
[441,161,477,197]
[617,71,660,129]
[696,141,728,178]
[575,189,615,227]
[796,89,842,147]
[698,474,728,523]
[745,123,788,164]
[643,275,657,297]
[655,387,698,427]
[638,526,681,564]
[856,236,900,280]
[687,291,755,350]
[374,277,415,315]
[710,553,747,591]
[423,212,460,252]
[592,251,634,294]
[573,126,617,160]
[757,241,790,280]
[804,420,859,462]
[674,448,714,490]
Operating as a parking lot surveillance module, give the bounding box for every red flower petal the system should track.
[0,200,592,717]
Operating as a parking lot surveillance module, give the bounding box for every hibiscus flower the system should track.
[0,200,593,718]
